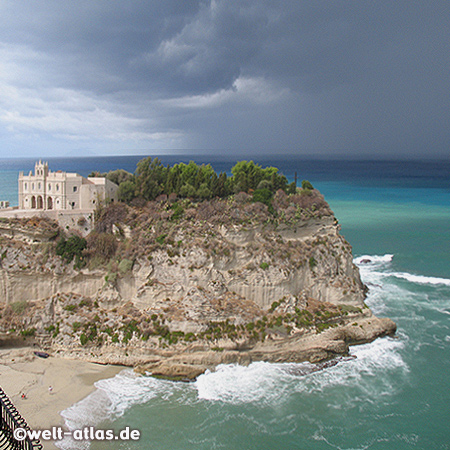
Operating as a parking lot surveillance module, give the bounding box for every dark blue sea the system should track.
[1,155,449,450]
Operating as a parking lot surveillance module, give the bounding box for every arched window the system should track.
[38,182,41,190]
[48,183,51,191]
[24,183,27,190]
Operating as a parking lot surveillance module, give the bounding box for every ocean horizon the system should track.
[1,155,449,449]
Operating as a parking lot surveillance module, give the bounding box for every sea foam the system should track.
[61,369,191,431]
[354,253,450,287]
[193,336,407,406]
[354,254,394,265]
[390,272,450,286]
[59,252,415,447]
[57,370,193,449]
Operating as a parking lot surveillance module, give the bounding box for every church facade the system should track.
[18,161,118,211]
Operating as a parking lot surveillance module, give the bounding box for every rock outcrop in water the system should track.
[0,189,396,380]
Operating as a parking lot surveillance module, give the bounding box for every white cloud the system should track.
[0,45,182,147]
[161,76,289,110]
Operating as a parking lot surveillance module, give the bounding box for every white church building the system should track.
[18,161,118,211]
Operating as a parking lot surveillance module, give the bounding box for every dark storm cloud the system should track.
[0,1,449,157]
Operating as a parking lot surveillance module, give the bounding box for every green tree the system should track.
[117,180,136,203]
[302,180,314,190]
[252,188,273,207]
[217,172,229,197]
[230,161,289,194]
[179,183,196,198]
[287,181,297,195]
[197,183,211,199]
[178,161,199,188]
[105,169,134,186]
[88,171,105,177]
[135,157,168,201]
[231,160,264,193]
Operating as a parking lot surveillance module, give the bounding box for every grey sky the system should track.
[0,1,449,158]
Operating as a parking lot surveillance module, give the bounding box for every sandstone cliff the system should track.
[0,191,395,379]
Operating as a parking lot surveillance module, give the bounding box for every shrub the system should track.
[156,234,167,245]
[302,180,314,190]
[10,300,28,315]
[105,272,118,284]
[56,235,87,267]
[63,304,77,312]
[269,301,280,313]
[260,262,270,270]
[52,323,60,338]
[252,188,273,207]
[118,259,133,274]
[234,192,251,204]
[339,304,362,314]
[179,183,196,198]
[316,323,335,333]
[170,202,184,221]
[20,328,36,337]
[86,232,117,260]
[197,183,211,199]
[95,202,128,233]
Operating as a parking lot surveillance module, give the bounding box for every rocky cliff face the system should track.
[0,193,395,379]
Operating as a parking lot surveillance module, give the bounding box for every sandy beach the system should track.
[0,347,124,449]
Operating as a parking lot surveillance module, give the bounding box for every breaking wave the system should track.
[355,253,450,287]
[60,252,439,449]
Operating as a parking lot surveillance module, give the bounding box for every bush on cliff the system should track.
[95,202,128,233]
[86,232,118,261]
[302,180,314,191]
[56,235,87,268]
[252,188,275,215]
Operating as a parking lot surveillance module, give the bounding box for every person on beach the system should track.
[48,386,53,394]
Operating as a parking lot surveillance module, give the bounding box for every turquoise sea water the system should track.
[1,156,449,450]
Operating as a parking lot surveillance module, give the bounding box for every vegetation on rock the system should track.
[0,160,396,376]
[95,158,296,204]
